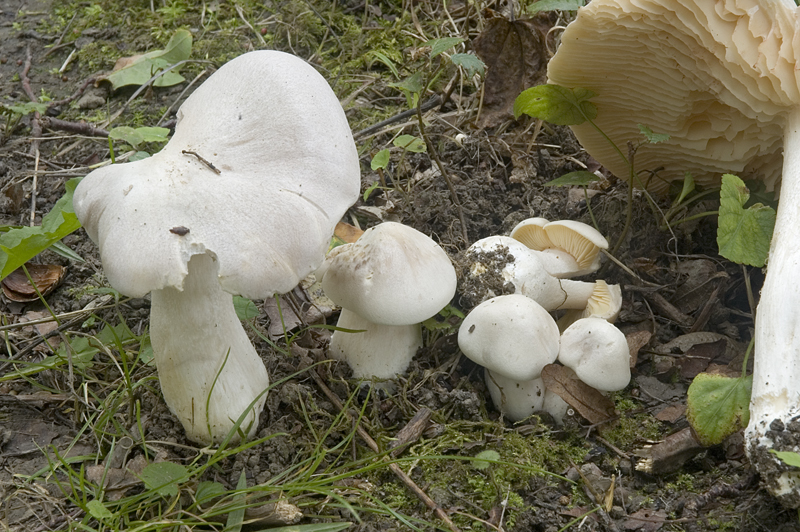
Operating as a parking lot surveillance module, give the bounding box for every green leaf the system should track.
[425,37,464,58]
[108,126,170,148]
[513,84,597,125]
[104,29,192,90]
[544,171,600,187]
[389,72,424,97]
[717,173,776,267]
[393,134,426,153]
[0,177,83,280]
[472,450,500,470]
[86,499,113,520]
[673,172,695,206]
[686,373,752,447]
[139,462,188,498]
[363,181,381,201]
[233,295,259,321]
[527,0,585,13]
[771,450,800,468]
[638,124,670,144]
[195,481,226,504]
[371,148,390,170]
[224,471,247,532]
[1,102,49,116]
[451,53,485,77]
[368,51,400,79]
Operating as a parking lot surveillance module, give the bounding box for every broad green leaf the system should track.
[233,295,259,321]
[472,450,500,470]
[545,171,600,187]
[451,53,485,77]
[139,462,188,498]
[371,148,390,170]
[108,126,169,148]
[528,0,585,13]
[105,29,192,90]
[717,173,775,267]
[638,124,670,144]
[389,72,424,96]
[686,372,752,447]
[1,102,48,116]
[86,499,113,520]
[0,177,83,280]
[425,37,464,58]
[393,134,427,153]
[771,450,800,468]
[513,84,597,125]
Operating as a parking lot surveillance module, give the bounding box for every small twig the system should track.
[309,369,461,532]
[21,45,42,225]
[182,150,221,174]
[40,116,109,137]
[43,12,77,58]
[353,95,441,140]
[48,76,97,108]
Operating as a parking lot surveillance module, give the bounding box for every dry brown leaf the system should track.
[540,364,616,426]
[623,508,667,532]
[473,10,553,128]
[626,330,652,368]
[2,263,66,302]
[334,221,364,243]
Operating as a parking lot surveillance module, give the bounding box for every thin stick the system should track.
[309,369,461,532]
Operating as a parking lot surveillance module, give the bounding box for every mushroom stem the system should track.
[747,108,800,505]
[149,253,270,445]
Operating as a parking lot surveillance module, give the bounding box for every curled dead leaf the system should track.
[540,364,616,426]
[2,263,66,302]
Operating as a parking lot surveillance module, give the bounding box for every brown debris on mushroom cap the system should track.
[547,0,798,194]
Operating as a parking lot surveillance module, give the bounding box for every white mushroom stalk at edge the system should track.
[544,0,800,505]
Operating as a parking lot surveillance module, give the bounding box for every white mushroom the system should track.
[510,218,609,277]
[485,371,546,422]
[558,318,631,393]
[458,294,560,381]
[322,222,457,380]
[74,51,361,445]
[546,0,800,504]
[557,280,623,331]
[464,236,599,310]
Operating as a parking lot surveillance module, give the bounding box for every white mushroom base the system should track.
[150,253,270,445]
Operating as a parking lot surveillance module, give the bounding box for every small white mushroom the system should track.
[557,280,623,331]
[510,218,609,277]
[485,370,546,421]
[322,222,457,380]
[458,294,560,381]
[558,318,631,393]
[74,51,361,445]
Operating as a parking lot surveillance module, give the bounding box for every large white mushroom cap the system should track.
[75,50,360,298]
[547,0,799,194]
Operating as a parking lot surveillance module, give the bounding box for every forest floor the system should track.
[1,0,798,531]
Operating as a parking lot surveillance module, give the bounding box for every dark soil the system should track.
[1,1,798,531]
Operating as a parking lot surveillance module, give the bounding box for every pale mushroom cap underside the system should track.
[75,51,361,298]
[547,0,800,194]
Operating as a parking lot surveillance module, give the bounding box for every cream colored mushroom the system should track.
[510,218,609,277]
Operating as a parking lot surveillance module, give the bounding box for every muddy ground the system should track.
[1,0,798,531]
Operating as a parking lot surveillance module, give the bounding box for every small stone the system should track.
[771,418,786,432]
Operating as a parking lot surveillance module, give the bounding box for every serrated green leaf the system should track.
[545,171,600,187]
[686,373,752,447]
[638,124,670,144]
[87,499,113,520]
[105,29,192,90]
[393,134,426,153]
[527,0,585,13]
[233,295,259,321]
[451,53,485,77]
[425,37,463,58]
[0,177,83,280]
[717,173,775,267]
[371,148,390,170]
[472,450,500,470]
[513,84,597,125]
[771,450,800,468]
[139,462,188,498]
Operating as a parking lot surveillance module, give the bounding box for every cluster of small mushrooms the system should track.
[457,219,628,423]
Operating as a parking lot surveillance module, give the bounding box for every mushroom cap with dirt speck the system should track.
[458,294,560,381]
[74,50,361,299]
[547,0,799,194]
[321,222,457,326]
